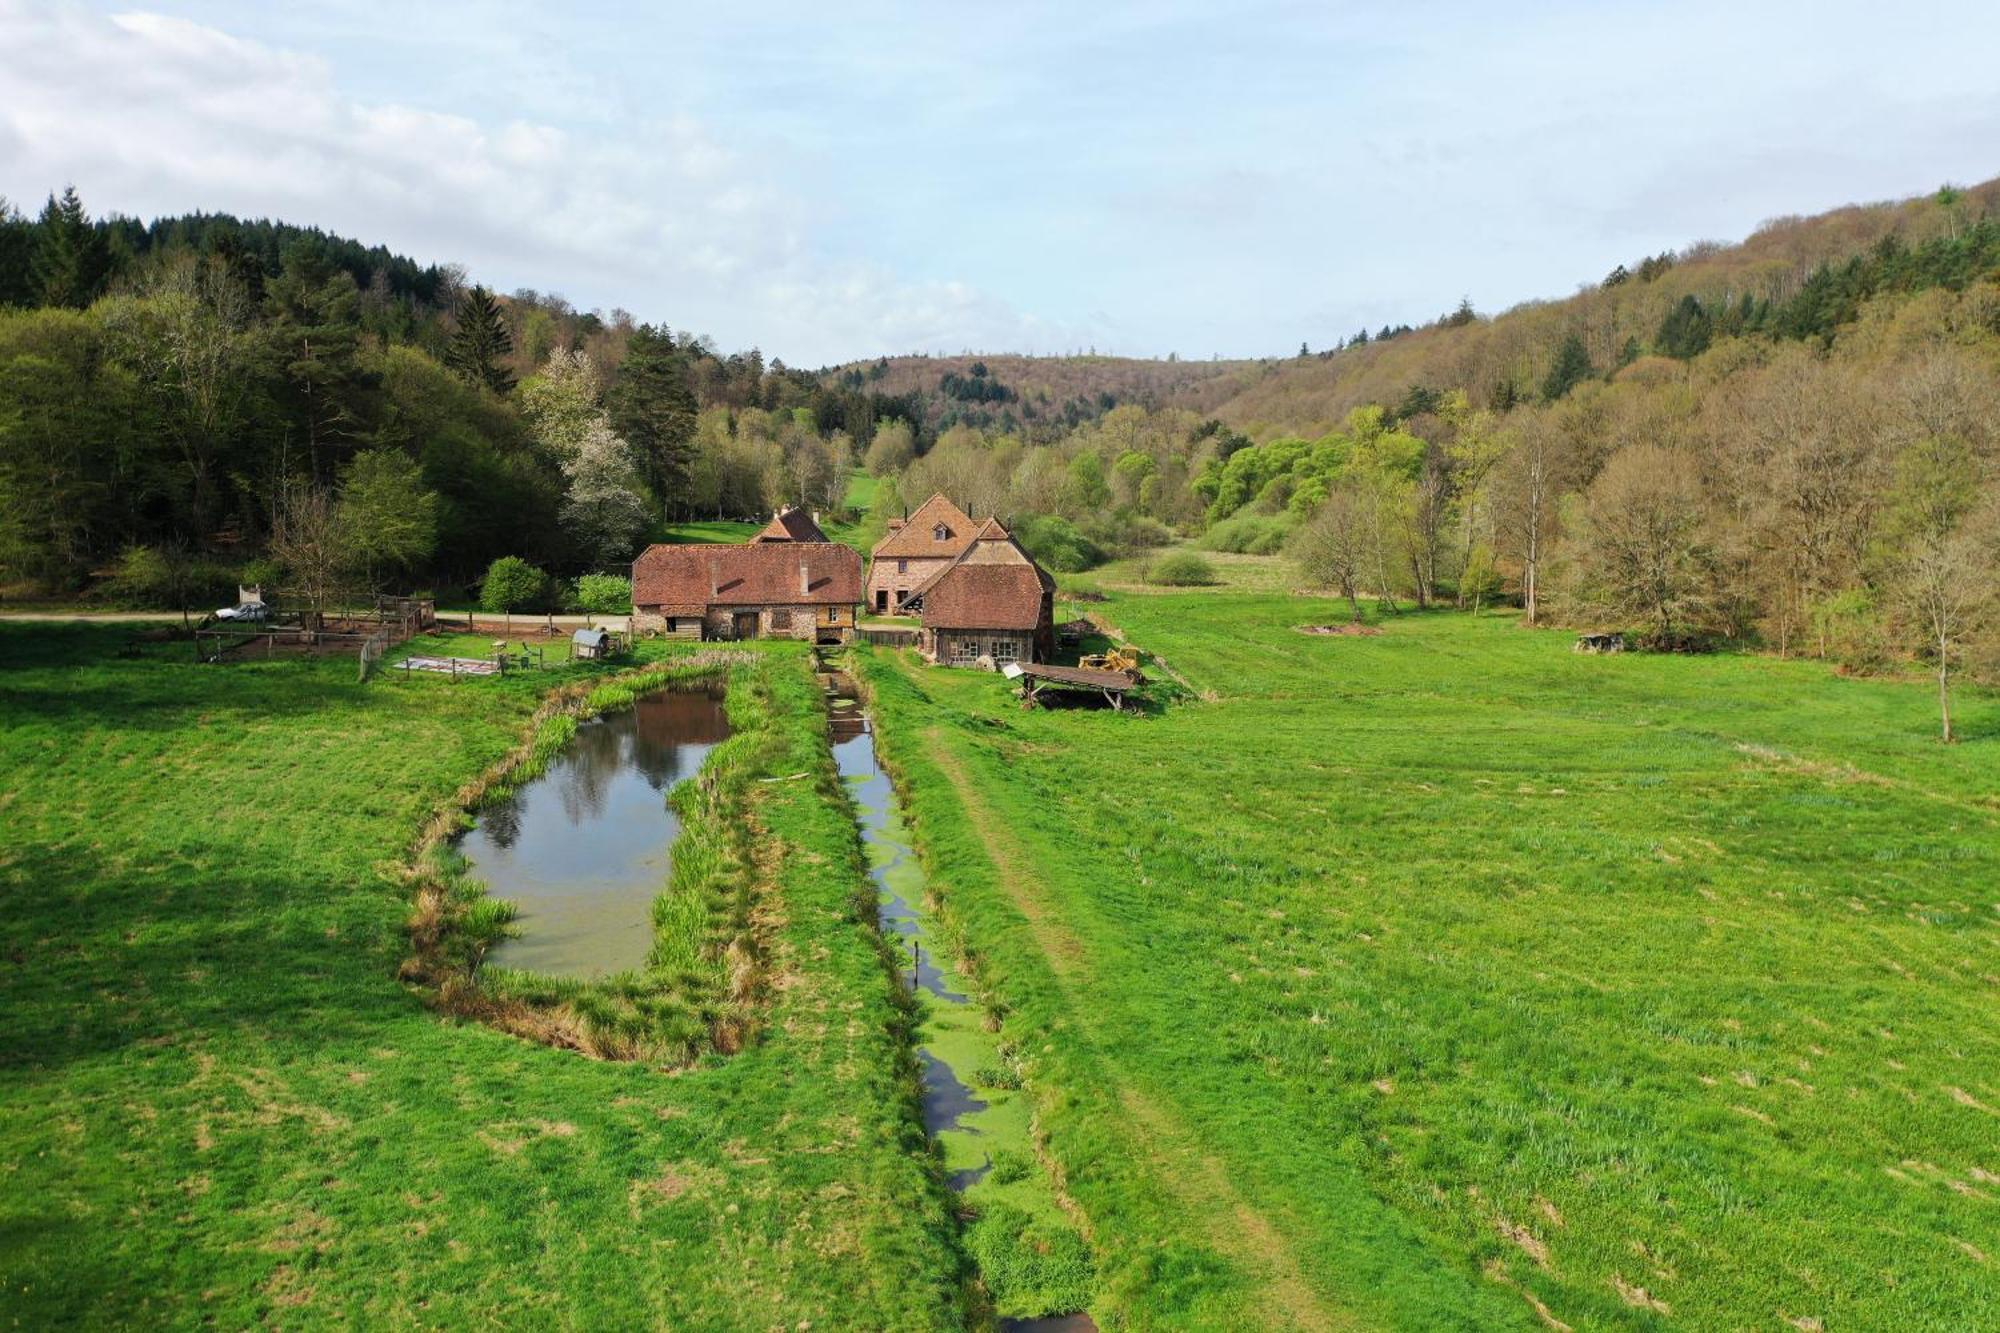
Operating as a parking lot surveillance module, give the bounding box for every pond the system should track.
[463,686,730,978]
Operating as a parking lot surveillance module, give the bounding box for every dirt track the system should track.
[923,724,1348,1332]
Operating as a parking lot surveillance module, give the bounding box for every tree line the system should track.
[856,264,1998,741]
[0,189,875,611]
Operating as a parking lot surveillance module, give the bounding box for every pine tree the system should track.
[1655,295,1712,359]
[266,239,370,479]
[1540,332,1594,402]
[0,197,34,306]
[445,286,514,395]
[30,187,111,309]
[607,324,699,515]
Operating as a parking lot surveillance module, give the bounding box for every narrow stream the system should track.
[825,666,1096,1330]
[463,687,730,977]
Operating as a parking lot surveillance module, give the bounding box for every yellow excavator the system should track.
[1079,646,1140,674]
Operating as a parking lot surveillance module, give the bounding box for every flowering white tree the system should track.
[560,418,651,563]
[518,348,603,462]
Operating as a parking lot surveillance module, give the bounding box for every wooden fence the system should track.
[858,627,918,648]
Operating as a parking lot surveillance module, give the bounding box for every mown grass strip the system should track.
[859,647,1373,1330]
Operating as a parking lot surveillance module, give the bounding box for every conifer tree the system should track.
[608,324,699,513]
[446,285,514,395]
[0,198,33,306]
[30,187,111,309]
[1540,332,1594,402]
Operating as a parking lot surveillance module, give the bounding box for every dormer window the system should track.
[933,523,951,541]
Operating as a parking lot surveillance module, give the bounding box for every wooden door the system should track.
[733,611,760,640]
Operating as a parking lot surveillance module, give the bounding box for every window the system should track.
[932,524,950,541]
[770,609,792,630]
[896,559,907,574]
[993,638,1019,664]
[949,636,977,664]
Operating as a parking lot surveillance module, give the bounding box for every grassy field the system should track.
[0,627,958,1328]
[861,597,2000,1329]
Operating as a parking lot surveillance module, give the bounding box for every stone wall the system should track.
[865,556,954,614]
[635,604,855,643]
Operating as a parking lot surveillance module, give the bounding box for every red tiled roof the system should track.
[633,541,862,608]
[870,494,977,559]
[752,507,829,543]
[920,563,1047,630]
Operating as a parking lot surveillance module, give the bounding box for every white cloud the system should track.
[0,2,1074,362]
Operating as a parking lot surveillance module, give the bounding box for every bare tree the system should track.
[104,255,259,537]
[1293,478,1369,621]
[1567,444,1713,644]
[1494,415,1562,625]
[1400,443,1453,609]
[1895,504,1997,743]
[269,479,352,631]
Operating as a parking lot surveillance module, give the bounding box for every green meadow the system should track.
[4,588,1997,1330]
[861,594,2000,1329]
[0,628,956,1328]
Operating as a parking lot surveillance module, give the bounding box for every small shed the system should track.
[571,627,615,660]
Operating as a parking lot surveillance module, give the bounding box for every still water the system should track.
[826,671,1097,1332]
[465,687,730,978]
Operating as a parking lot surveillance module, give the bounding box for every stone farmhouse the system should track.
[631,514,861,644]
[898,515,1056,667]
[864,493,979,615]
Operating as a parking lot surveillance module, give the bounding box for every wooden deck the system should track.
[1003,661,1143,709]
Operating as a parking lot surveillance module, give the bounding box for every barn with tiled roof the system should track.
[908,517,1056,667]
[751,506,831,543]
[631,539,861,644]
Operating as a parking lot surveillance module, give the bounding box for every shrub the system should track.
[480,556,549,616]
[1147,552,1217,586]
[1118,514,1176,549]
[574,572,633,615]
[1197,512,1293,555]
[106,545,240,610]
[965,1204,1094,1317]
[1079,511,1175,558]
[1014,514,1103,573]
[988,1148,1033,1186]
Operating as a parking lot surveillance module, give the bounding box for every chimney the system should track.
[710,556,720,598]
[799,559,810,597]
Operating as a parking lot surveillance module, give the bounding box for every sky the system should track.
[3,1,1999,366]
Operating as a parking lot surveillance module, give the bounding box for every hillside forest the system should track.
[2,181,1998,723]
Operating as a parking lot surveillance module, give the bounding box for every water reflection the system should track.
[466,687,730,978]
